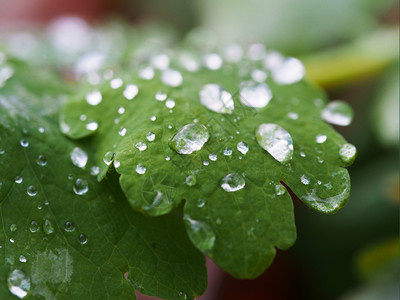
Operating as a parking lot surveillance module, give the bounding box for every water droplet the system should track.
[113,159,121,168]
[85,121,98,131]
[317,180,322,185]
[197,198,206,208]
[239,81,272,108]
[139,66,155,80]
[199,84,234,114]
[256,123,294,164]
[271,57,305,85]
[339,143,357,165]
[70,147,87,168]
[7,269,30,298]
[29,221,39,233]
[90,166,100,176]
[203,53,223,70]
[103,152,115,165]
[300,151,306,157]
[161,69,183,87]
[237,141,249,155]
[151,54,170,70]
[185,175,196,186]
[287,112,299,120]
[317,157,324,164]
[118,127,127,136]
[155,91,167,101]
[64,221,75,232]
[184,216,216,251]
[275,184,286,196]
[80,114,87,121]
[146,132,155,142]
[165,99,175,109]
[73,178,88,195]
[169,123,209,155]
[251,69,267,82]
[221,173,246,192]
[321,100,353,126]
[118,107,125,114]
[36,155,47,166]
[216,218,222,225]
[15,176,23,184]
[223,44,243,63]
[248,43,266,60]
[78,233,88,244]
[20,139,29,148]
[150,116,157,122]
[165,156,171,161]
[10,238,15,243]
[223,148,233,156]
[27,186,37,197]
[135,142,147,152]
[123,84,139,100]
[43,219,54,235]
[316,134,327,143]
[209,153,217,161]
[86,90,102,106]
[300,174,310,185]
[203,160,210,166]
[19,255,27,263]
[136,164,146,175]
[38,127,45,133]
[110,78,123,89]
[10,224,17,232]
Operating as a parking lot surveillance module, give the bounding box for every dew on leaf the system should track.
[135,142,147,152]
[169,123,210,155]
[27,186,37,197]
[275,184,286,196]
[221,173,246,192]
[78,233,88,244]
[184,216,216,251]
[29,221,39,233]
[118,127,127,136]
[151,54,170,70]
[155,91,167,101]
[339,143,357,165]
[70,147,88,168]
[85,121,98,131]
[300,174,310,185]
[139,66,155,80]
[248,43,266,60]
[203,53,223,70]
[321,100,353,126]
[287,112,299,120]
[38,127,45,133]
[185,175,196,186]
[86,90,102,106]
[223,148,233,156]
[197,198,206,208]
[64,221,75,232]
[165,156,171,161]
[20,139,29,148]
[150,115,156,121]
[165,99,176,109]
[19,255,27,263]
[316,134,327,144]
[110,78,123,89]
[209,153,217,161]
[239,81,272,108]
[237,141,249,155]
[15,176,23,184]
[300,151,306,157]
[118,107,125,114]
[136,164,146,175]
[251,69,267,82]
[7,269,30,299]
[271,57,305,85]
[36,155,47,166]
[103,151,115,165]
[43,219,54,235]
[223,44,243,63]
[80,114,87,121]
[73,178,88,195]
[199,84,234,114]
[203,160,210,166]
[256,123,294,164]
[113,159,121,168]
[10,224,17,232]
[146,132,155,142]
[123,84,139,100]
[161,69,183,87]
[90,166,100,176]
[178,291,188,300]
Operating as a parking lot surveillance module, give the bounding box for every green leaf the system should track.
[0,67,206,299]
[60,47,356,278]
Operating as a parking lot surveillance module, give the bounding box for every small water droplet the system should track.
[251,69,267,82]
[287,112,299,120]
[256,123,294,164]
[36,155,47,166]
[197,198,206,208]
[203,53,223,70]
[339,143,357,165]
[139,66,155,80]
[216,218,222,225]
[10,224,17,232]
[78,233,88,244]
[316,134,327,144]
[7,269,30,298]
[80,114,87,121]
[209,153,217,161]
[150,115,156,121]
[223,148,233,156]
[19,255,27,263]
[103,152,115,165]
[199,84,234,114]
[70,147,87,168]
[27,186,37,197]
[237,141,249,155]
[20,139,29,148]
[203,160,210,166]
[113,159,121,168]
[118,107,125,114]
[155,91,167,101]
[317,180,322,185]
[73,178,88,195]
[165,156,171,161]
[161,69,183,87]
[151,54,170,70]
[275,184,286,196]
[271,57,305,85]
[300,174,310,185]
[29,221,39,233]
[38,127,45,133]
[248,43,266,60]
[43,219,54,235]
[64,221,75,232]
[165,99,175,109]
[321,100,353,126]
[184,216,216,251]
[118,127,127,136]
[185,175,196,186]
[86,122,98,131]
[135,142,147,152]
[239,81,272,108]
[317,157,324,163]
[123,84,139,100]
[86,90,102,106]
[110,78,123,89]
[223,44,243,63]
[221,173,246,192]
[15,176,23,184]
[136,164,146,175]
[146,132,155,142]
[90,166,100,176]
[169,123,210,155]
[300,151,306,157]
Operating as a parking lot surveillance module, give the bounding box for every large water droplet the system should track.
[169,123,209,155]
[316,134,327,144]
[209,153,217,161]
[339,143,357,165]
[73,178,88,195]
[43,219,54,235]
[36,155,47,166]
[256,123,294,164]
[86,90,102,106]
[136,164,146,175]
[199,84,234,114]
[239,81,272,108]
[300,174,310,185]
[70,147,88,168]
[27,186,37,197]
[123,84,139,100]
[64,221,76,232]
[220,173,246,192]
[135,142,147,152]
[237,141,249,155]
[321,100,353,126]
[184,216,216,251]
[146,132,155,142]
[20,139,29,148]
[161,69,183,87]
[7,269,30,299]
[165,99,175,109]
